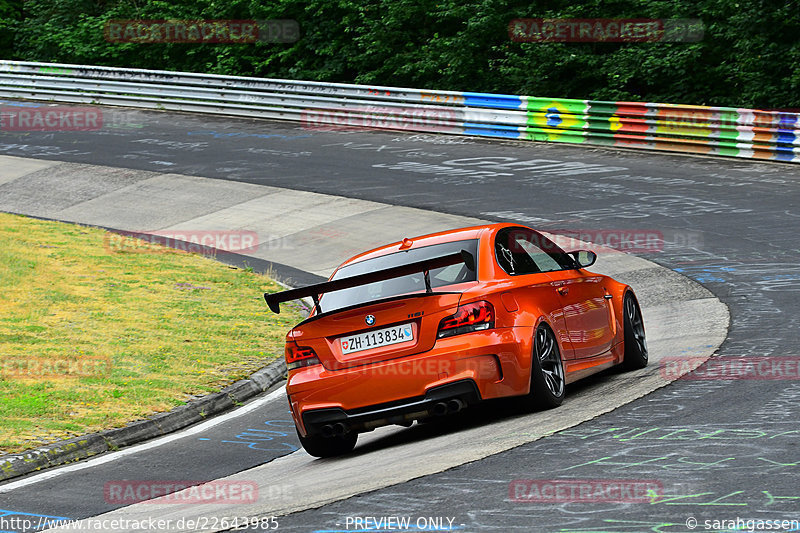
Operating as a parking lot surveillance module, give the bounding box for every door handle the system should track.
[557,287,569,296]
[604,294,613,300]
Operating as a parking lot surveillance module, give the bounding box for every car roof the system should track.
[337,222,526,269]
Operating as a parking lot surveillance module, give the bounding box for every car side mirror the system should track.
[571,250,597,269]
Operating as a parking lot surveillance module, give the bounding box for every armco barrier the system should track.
[0,60,797,162]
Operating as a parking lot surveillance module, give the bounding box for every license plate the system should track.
[340,323,414,355]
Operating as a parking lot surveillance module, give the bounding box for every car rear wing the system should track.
[264,249,476,314]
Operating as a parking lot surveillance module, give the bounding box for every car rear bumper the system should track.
[301,380,481,437]
[287,327,533,436]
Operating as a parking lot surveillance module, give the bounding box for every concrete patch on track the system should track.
[0,155,60,186]
[0,156,483,278]
[0,156,728,532]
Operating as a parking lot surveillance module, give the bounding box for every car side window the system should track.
[495,228,574,275]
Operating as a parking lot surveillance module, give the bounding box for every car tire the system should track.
[622,292,648,370]
[296,428,357,458]
[522,323,566,410]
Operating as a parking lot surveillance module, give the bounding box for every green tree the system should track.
[4,0,799,108]
[0,0,23,59]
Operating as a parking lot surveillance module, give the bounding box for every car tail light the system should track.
[437,301,495,339]
[286,344,321,370]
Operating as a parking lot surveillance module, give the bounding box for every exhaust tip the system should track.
[447,399,464,413]
[320,424,334,438]
[431,401,448,416]
[332,422,348,436]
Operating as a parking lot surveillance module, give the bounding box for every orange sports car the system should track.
[265,223,648,457]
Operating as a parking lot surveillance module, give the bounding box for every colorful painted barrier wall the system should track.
[1,61,797,162]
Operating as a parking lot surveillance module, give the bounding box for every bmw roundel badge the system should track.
[365,315,376,326]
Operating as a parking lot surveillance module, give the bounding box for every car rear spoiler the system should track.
[264,249,476,314]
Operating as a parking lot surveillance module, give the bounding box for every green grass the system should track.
[0,212,306,453]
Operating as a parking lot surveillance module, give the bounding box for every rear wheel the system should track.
[522,323,565,409]
[296,428,357,458]
[622,292,648,370]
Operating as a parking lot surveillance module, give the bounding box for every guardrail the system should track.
[1,60,797,163]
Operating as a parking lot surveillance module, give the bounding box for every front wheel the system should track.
[522,323,566,410]
[296,428,357,458]
[622,292,648,370]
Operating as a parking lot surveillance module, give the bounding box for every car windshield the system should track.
[319,239,479,313]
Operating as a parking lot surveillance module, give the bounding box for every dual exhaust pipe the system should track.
[431,398,464,417]
[319,398,466,436]
[320,422,348,438]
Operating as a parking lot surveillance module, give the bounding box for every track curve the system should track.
[1,106,798,532]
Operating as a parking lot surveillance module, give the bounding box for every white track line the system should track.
[0,387,286,493]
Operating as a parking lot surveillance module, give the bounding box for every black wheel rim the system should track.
[626,296,648,360]
[536,326,565,397]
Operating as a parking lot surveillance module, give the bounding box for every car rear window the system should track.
[319,239,479,313]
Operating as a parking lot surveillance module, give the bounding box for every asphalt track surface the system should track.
[1,108,799,532]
